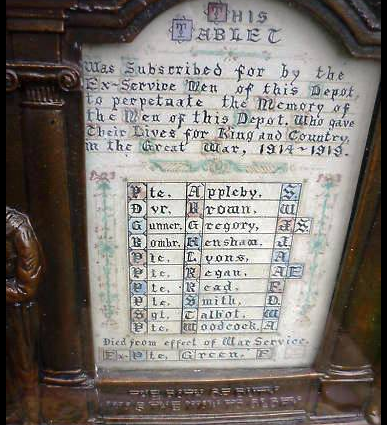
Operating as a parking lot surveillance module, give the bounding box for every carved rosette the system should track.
[6,69,19,93]
[57,68,81,91]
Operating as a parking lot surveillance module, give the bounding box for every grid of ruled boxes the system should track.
[127,182,313,336]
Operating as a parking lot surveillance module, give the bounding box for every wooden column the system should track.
[314,112,381,421]
[19,77,87,386]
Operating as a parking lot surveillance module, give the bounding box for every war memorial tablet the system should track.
[83,0,380,371]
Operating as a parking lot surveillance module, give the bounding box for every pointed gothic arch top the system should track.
[66,0,381,58]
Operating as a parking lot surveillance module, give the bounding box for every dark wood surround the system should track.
[6,0,381,424]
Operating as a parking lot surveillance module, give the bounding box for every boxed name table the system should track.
[127,182,312,339]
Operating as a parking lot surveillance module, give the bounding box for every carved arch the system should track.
[68,0,381,59]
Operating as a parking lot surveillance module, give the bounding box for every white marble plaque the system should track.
[83,0,380,370]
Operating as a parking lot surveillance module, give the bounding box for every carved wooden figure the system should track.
[6,207,44,425]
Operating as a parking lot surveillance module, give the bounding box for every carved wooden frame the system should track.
[6,0,381,424]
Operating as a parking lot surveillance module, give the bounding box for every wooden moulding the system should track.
[5,0,381,424]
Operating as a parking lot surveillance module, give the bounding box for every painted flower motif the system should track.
[205,159,232,175]
[317,174,342,189]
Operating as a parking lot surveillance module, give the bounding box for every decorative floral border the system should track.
[298,174,342,320]
[149,159,288,175]
[91,171,120,328]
